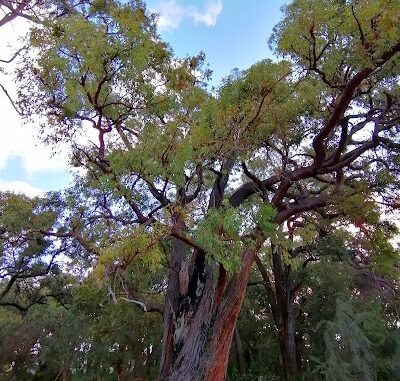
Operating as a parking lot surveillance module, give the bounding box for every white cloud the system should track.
[152,0,223,31]
[0,101,70,174]
[0,179,44,197]
[0,111,70,173]
[0,18,70,175]
[155,0,185,30]
[189,1,223,27]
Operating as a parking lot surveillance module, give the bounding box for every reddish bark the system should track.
[159,236,187,379]
[213,265,228,310]
[203,250,256,381]
[159,246,259,381]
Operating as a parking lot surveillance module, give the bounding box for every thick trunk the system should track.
[273,250,299,380]
[159,248,257,381]
[277,312,298,379]
[159,236,187,379]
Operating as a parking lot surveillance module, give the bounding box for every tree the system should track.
[14,0,400,379]
[248,0,400,377]
[0,191,71,314]
[0,276,163,380]
[0,0,91,27]
[254,211,399,378]
[235,249,400,381]
[0,0,94,112]
[0,0,38,29]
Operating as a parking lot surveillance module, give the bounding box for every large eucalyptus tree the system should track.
[15,0,400,379]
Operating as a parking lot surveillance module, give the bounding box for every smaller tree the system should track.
[0,191,68,313]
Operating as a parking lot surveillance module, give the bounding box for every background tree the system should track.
[0,276,163,380]
[231,253,400,381]
[0,191,72,314]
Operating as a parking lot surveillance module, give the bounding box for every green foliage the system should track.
[365,223,400,279]
[376,169,397,188]
[18,0,173,141]
[0,192,56,236]
[0,191,68,314]
[255,203,277,234]
[3,0,400,380]
[0,278,162,380]
[196,206,243,272]
[316,299,377,381]
[337,191,379,225]
[271,0,400,76]
[295,223,319,246]
[98,224,166,274]
[312,297,400,381]
[314,234,348,260]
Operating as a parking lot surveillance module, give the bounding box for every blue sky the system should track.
[148,0,288,85]
[0,0,288,196]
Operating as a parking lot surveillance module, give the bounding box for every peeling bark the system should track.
[159,236,187,379]
[159,246,259,381]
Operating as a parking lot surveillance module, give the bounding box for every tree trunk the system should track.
[234,326,246,379]
[159,245,258,381]
[159,236,187,379]
[255,251,300,380]
[61,364,70,381]
[277,311,298,379]
[273,251,300,380]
